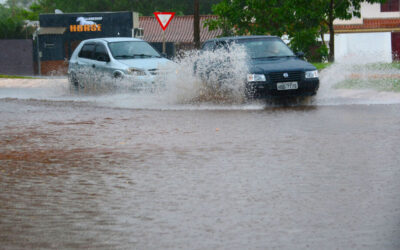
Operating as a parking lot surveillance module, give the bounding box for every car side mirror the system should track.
[296,51,305,58]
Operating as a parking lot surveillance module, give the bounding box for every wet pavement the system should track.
[1,91,400,249]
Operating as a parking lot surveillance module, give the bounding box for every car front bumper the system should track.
[123,70,170,86]
[121,73,164,91]
[246,78,319,98]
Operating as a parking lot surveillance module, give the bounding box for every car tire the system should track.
[300,96,315,105]
[113,71,123,79]
[244,85,256,100]
[68,73,84,92]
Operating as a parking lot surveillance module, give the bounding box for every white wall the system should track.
[334,32,392,63]
[361,3,400,18]
[334,3,400,25]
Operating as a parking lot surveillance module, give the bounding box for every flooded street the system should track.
[1,73,400,249]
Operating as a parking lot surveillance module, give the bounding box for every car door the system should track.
[76,42,96,81]
[93,42,113,79]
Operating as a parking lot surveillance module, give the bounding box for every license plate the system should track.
[277,82,298,90]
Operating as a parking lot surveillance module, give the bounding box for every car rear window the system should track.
[78,43,95,59]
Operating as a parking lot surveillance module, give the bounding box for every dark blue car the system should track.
[200,36,320,98]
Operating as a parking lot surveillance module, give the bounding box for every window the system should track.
[94,44,109,61]
[44,43,55,48]
[381,0,399,12]
[78,43,95,59]
[237,38,294,59]
[108,41,161,59]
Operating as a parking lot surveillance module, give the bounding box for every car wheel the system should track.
[244,85,256,100]
[68,73,84,92]
[299,96,315,105]
[110,72,124,90]
[113,71,123,79]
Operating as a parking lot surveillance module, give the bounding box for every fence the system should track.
[0,39,34,75]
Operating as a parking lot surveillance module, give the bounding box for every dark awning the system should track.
[38,27,66,35]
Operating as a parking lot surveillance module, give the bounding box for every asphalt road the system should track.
[1,79,400,249]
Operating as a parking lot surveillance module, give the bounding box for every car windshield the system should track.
[108,41,161,59]
[237,38,295,59]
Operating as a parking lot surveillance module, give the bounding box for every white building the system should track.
[332,1,400,62]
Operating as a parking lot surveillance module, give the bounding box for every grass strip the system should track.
[334,78,400,92]
[0,74,36,79]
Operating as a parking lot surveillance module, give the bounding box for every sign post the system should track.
[153,12,175,54]
[162,31,166,54]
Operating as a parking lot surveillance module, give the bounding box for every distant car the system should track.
[199,36,320,98]
[68,37,173,90]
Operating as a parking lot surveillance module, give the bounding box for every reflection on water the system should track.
[1,98,400,249]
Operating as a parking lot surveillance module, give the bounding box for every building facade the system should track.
[333,1,400,62]
[35,11,140,75]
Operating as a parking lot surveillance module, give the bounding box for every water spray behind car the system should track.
[317,53,400,105]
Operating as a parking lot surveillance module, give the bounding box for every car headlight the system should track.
[247,74,266,82]
[127,67,146,76]
[305,70,319,79]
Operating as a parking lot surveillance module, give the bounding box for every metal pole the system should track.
[37,33,41,75]
[162,30,166,54]
[194,0,200,49]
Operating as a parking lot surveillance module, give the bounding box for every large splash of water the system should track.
[158,44,249,104]
[1,51,400,109]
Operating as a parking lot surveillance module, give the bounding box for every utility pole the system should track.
[193,0,200,49]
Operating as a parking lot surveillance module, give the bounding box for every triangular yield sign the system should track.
[154,12,175,31]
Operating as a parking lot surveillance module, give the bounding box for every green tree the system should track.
[0,3,35,38]
[5,0,34,8]
[28,0,222,16]
[206,0,386,62]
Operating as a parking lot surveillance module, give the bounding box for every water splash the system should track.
[317,54,400,105]
[2,52,400,109]
[154,43,249,104]
[0,77,69,99]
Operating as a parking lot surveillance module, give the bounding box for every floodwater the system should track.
[1,61,400,249]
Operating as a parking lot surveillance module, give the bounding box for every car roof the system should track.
[205,35,279,43]
[82,37,144,43]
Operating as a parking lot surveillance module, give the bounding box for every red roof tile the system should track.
[139,15,222,43]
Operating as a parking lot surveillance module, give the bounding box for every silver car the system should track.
[68,37,173,90]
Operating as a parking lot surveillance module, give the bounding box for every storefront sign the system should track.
[69,16,102,32]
